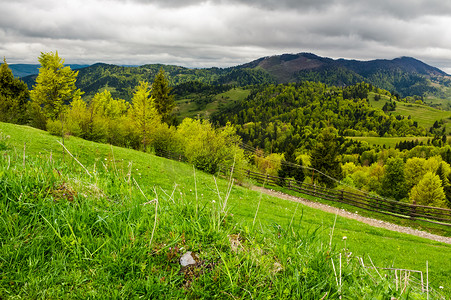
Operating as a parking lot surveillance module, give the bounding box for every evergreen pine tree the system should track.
[152,68,175,124]
[380,157,408,201]
[310,127,342,188]
[278,143,305,185]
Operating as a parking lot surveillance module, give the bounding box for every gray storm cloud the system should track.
[1,0,451,72]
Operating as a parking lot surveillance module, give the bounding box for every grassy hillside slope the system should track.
[369,92,451,133]
[1,122,450,298]
[174,88,251,121]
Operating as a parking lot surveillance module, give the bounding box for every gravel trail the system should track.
[251,185,451,245]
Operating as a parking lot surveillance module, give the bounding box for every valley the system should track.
[2,51,451,298]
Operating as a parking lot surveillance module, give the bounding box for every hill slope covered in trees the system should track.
[20,52,451,105]
[212,82,426,153]
[240,53,451,100]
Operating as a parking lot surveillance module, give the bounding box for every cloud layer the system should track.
[1,0,451,72]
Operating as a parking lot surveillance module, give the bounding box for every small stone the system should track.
[180,251,196,267]
[272,262,283,274]
[228,234,243,253]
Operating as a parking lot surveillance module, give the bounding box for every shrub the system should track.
[176,118,246,174]
[46,119,64,136]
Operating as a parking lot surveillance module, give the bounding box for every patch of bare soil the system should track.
[251,186,451,245]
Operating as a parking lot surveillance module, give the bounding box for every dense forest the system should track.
[238,53,451,100]
[22,63,276,101]
[2,52,451,209]
[213,82,426,153]
[19,52,451,104]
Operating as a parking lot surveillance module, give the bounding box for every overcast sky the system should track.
[2,0,451,73]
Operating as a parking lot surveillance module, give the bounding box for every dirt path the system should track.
[251,185,451,245]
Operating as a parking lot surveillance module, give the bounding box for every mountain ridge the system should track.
[240,52,448,82]
[9,64,89,78]
[18,52,451,102]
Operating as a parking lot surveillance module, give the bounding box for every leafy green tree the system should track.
[310,127,342,188]
[254,150,284,177]
[84,90,129,143]
[30,51,83,121]
[380,157,408,201]
[0,58,29,124]
[152,123,179,157]
[152,68,175,124]
[436,162,451,208]
[404,157,427,190]
[129,81,160,151]
[410,172,447,208]
[28,100,47,130]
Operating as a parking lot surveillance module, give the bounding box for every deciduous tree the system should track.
[85,90,129,143]
[176,118,245,174]
[30,51,83,121]
[0,58,29,124]
[129,81,160,151]
[410,172,447,208]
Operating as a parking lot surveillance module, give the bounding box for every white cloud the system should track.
[1,0,451,72]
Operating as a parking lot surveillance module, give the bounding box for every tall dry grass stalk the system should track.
[329,210,339,250]
[222,156,236,214]
[133,177,158,247]
[57,140,92,177]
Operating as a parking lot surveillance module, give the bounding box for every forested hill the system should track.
[212,82,426,154]
[239,53,451,98]
[9,64,89,78]
[20,52,451,102]
[22,63,276,100]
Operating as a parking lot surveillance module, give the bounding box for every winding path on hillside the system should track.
[251,186,451,245]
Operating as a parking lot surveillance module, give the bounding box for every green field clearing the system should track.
[368,92,391,110]
[1,122,450,298]
[423,82,451,110]
[369,92,451,134]
[425,96,451,111]
[174,87,250,120]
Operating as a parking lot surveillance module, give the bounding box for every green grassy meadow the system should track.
[174,88,250,121]
[424,81,451,111]
[1,122,450,298]
[369,92,451,133]
[425,95,451,111]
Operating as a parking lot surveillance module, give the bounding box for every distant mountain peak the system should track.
[241,52,447,85]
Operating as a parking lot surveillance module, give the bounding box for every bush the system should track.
[176,118,247,174]
[151,123,179,157]
[46,119,63,136]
